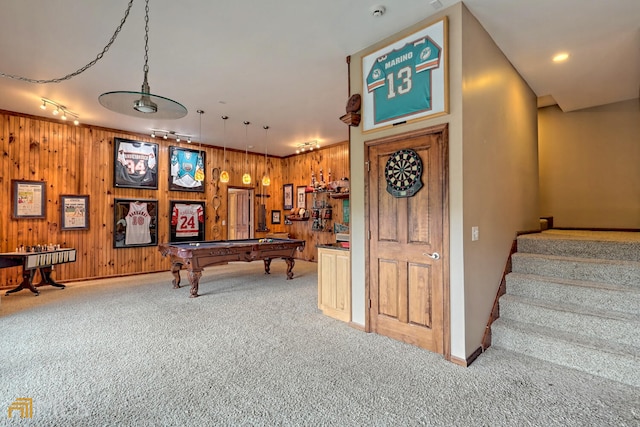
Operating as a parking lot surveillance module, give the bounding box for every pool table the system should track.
[158,238,305,298]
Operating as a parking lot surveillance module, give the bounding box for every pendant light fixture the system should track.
[242,121,252,185]
[219,116,230,183]
[98,0,187,119]
[195,110,205,182]
[261,125,271,187]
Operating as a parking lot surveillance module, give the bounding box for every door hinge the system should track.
[365,160,370,172]
[368,230,371,239]
[369,299,372,308]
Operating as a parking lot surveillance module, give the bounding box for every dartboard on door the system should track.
[384,148,423,197]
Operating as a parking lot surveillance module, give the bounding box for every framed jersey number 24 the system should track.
[362,16,448,132]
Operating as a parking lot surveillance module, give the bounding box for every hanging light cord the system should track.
[197,109,204,154]
[264,126,269,164]
[222,116,228,165]
[0,0,135,83]
[244,122,250,166]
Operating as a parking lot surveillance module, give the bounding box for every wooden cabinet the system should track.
[317,246,351,322]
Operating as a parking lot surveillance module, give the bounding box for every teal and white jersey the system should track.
[171,150,204,188]
[366,36,441,125]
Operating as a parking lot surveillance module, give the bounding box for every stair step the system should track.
[498,294,640,348]
[511,253,640,287]
[505,272,640,315]
[517,230,640,261]
[491,318,640,388]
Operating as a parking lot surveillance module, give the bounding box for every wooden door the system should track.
[235,190,250,239]
[367,125,449,356]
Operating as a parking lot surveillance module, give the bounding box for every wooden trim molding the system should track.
[450,346,483,367]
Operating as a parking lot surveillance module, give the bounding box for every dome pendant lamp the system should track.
[242,121,252,185]
[98,0,187,119]
[219,115,230,183]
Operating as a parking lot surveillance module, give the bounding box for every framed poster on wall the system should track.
[362,17,448,132]
[169,146,206,192]
[271,210,281,224]
[11,180,46,219]
[113,138,158,189]
[169,200,206,242]
[113,199,158,248]
[283,184,294,210]
[60,195,90,230]
[296,186,306,209]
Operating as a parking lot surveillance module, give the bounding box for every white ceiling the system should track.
[0,0,638,157]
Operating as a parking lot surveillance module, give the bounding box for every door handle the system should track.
[423,252,440,260]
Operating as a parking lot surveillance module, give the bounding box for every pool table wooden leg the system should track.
[285,257,295,280]
[263,258,272,275]
[170,262,182,289]
[187,270,202,298]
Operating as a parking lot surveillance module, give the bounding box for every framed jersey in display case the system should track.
[113,138,158,189]
[113,199,158,248]
[362,16,448,132]
[169,146,206,192]
[169,200,206,242]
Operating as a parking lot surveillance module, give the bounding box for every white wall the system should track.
[538,100,640,229]
[460,9,540,354]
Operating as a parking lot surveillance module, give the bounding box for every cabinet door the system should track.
[318,248,351,322]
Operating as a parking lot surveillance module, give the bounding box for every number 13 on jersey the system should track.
[362,17,447,131]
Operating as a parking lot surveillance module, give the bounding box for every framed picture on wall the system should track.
[283,183,294,210]
[113,199,158,248]
[361,17,448,132]
[271,210,281,224]
[113,138,158,189]
[11,180,46,219]
[169,146,206,192]
[296,186,306,209]
[60,195,90,230]
[169,200,206,242]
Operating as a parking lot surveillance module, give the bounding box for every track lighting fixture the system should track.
[295,140,320,154]
[150,129,192,142]
[39,98,80,125]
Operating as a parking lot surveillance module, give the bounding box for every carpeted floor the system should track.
[1,260,638,426]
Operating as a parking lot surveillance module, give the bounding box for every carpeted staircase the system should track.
[491,230,640,388]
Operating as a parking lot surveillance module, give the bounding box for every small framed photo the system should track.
[283,183,294,210]
[271,210,281,224]
[60,195,89,230]
[12,180,46,219]
[169,200,206,242]
[114,138,158,189]
[296,186,307,209]
[169,146,206,192]
[114,199,158,248]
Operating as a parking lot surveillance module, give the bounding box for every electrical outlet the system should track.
[471,226,479,241]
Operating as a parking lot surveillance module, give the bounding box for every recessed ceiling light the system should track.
[553,52,569,62]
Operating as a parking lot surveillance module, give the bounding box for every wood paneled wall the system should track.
[0,110,349,288]
[281,143,350,261]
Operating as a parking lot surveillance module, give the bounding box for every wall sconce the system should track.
[150,130,192,143]
[40,98,80,125]
[296,140,320,154]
